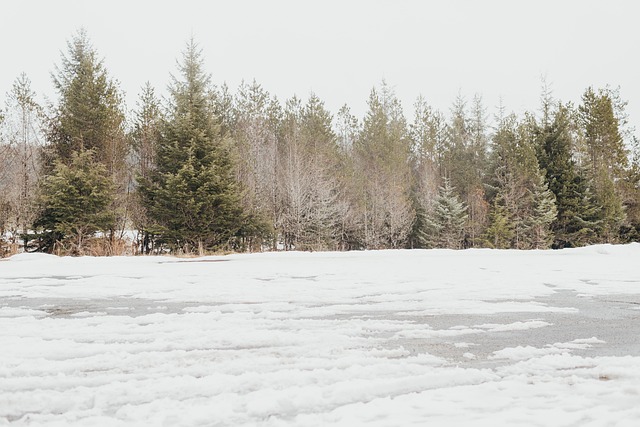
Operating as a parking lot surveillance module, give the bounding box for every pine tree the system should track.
[354,82,414,248]
[409,98,441,234]
[442,94,471,193]
[131,83,162,254]
[142,39,244,254]
[439,94,489,247]
[578,87,627,241]
[536,104,600,247]
[487,114,542,248]
[46,29,126,175]
[35,29,128,252]
[619,136,640,241]
[526,173,558,249]
[31,150,115,254]
[484,196,515,249]
[423,179,468,249]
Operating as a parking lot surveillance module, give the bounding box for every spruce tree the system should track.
[579,87,627,241]
[486,112,558,249]
[131,83,162,254]
[536,104,600,247]
[46,29,126,175]
[31,150,115,254]
[408,97,443,248]
[142,39,244,254]
[619,136,640,241]
[526,173,558,249]
[32,30,126,253]
[354,83,414,248]
[423,179,468,249]
[484,197,515,249]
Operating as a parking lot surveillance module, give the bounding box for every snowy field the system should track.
[2,245,640,426]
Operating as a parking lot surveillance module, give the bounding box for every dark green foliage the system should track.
[484,197,514,249]
[619,137,640,241]
[140,40,244,253]
[485,114,557,249]
[536,105,601,247]
[31,29,127,254]
[130,83,162,254]
[485,114,530,248]
[151,151,242,250]
[46,29,126,175]
[131,83,162,180]
[4,29,638,254]
[579,88,627,241]
[444,95,487,201]
[31,150,115,254]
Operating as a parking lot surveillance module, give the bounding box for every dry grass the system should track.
[0,241,19,258]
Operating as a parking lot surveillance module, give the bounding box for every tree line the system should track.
[1,30,639,256]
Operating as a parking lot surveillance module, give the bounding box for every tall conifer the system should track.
[142,39,244,254]
[537,104,600,247]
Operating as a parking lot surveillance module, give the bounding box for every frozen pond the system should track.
[1,246,640,425]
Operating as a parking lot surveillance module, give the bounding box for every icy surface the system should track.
[1,245,640,426]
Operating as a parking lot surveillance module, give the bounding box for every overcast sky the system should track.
[2,0,639,133]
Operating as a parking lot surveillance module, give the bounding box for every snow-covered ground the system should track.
[1,245,640,426]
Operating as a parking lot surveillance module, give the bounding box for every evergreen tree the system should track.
[484,196,515,249]
[442,94,471,193]
[335,104,360,152]
[536,104,600,247]
[423,179,468,249]
[440,94,489,246]
[526,173,558,249]
[487,114,524,247]
[31,150,115,254]
[409,98,442,221]
[466,95,490,245]
[141,39,244,254]
[35,29,128,251]
[353,82,414,249]
[619,136,640,241]
[486,112,559,249]
[46,29,126,176]
[578,87,627,241]
[131,83,162,254]
[132,83,162,182]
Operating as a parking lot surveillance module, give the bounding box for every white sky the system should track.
[2,0,639,133]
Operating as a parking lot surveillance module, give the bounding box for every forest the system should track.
[1,30,639,256]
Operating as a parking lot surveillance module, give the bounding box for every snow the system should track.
[1,244,640,426]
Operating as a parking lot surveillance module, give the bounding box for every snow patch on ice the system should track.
[490,338,607,361]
